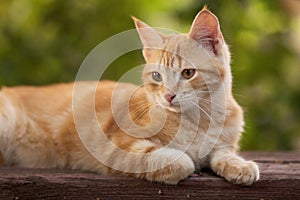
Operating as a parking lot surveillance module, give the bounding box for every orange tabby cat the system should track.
[0,7,259,185]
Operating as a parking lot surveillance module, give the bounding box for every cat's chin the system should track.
[165,106,181,113]
[156,101,181,113]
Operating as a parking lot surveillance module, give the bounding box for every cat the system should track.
[0,6,259,185]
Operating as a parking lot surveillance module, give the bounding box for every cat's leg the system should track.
[210,149,259,185]
[115,140,195,184]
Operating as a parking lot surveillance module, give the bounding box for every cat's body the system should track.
[0,7,259,185]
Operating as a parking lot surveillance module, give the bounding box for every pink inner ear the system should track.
[189,9,223,54]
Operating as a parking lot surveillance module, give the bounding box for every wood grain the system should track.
[0,152,299,200]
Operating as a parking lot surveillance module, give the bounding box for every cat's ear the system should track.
[132,16,163,48]
[189,6,224,55]
[132,17,163,61]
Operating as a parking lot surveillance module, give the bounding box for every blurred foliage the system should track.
[0,0,299,150]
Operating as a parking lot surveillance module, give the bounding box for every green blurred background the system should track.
[0,0,299,150]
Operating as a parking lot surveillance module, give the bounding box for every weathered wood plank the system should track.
[0,152,299,200]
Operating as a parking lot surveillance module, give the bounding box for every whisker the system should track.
[115,100,152,119]
[199,98,221,107]
[177,95,219,107]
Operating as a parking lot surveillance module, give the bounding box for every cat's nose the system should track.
[165,93,176,103]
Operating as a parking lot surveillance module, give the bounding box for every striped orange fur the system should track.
[0,7,259,185]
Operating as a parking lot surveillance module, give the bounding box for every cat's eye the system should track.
[152,72,162,82]
[181,69,196,79]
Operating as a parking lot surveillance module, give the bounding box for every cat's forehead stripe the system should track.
[159,47,183,70]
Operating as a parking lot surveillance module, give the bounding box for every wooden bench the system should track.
[0,152,299,200]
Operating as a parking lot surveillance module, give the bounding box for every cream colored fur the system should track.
[0,7,259,185]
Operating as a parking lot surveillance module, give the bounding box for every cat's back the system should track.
[0,80,140,134]
[0,80,128,114]
[1,83,76,114]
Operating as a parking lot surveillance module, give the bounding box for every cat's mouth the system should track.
[156,97,181,113]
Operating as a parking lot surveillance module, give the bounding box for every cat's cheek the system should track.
[145,83,160,92]
[189,75,205,90]
[144,83,163,102]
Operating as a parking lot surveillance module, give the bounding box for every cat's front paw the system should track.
[145,149,195,185]
[213,159,259,185]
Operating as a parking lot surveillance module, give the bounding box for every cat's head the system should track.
[134,7,232,113]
